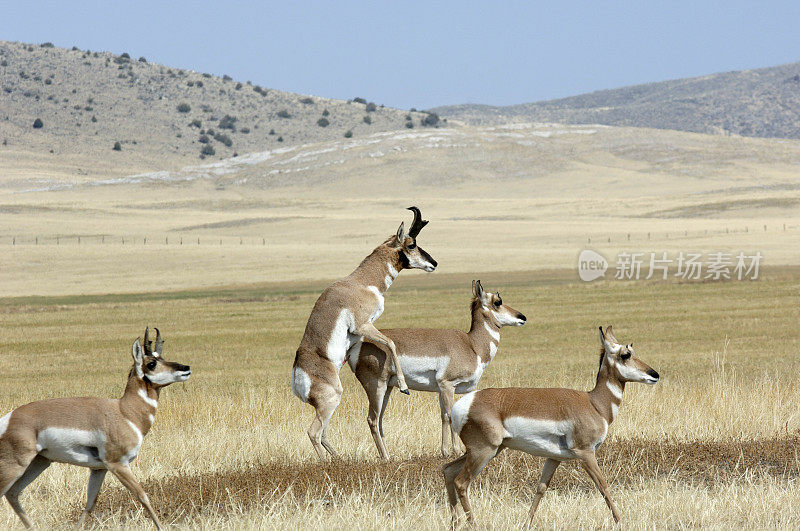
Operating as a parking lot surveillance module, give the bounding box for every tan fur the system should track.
[0,328,190,530]
[351,281,525,459]
[291,210,437,460]
[443,326,659,527]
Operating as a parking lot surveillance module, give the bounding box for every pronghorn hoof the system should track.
[400,388,410,395]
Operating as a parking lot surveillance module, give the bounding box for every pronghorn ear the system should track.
[605,325,618,344]
[599,326,620,354]
[395,222,406,247]
[474,279,485,299]
[132,338,144,369]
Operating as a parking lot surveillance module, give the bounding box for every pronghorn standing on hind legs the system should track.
[0,327,190,530]
[291,207,438,459]
[443,326,659,527]
[350,280,526,459]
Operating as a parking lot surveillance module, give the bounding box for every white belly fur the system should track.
[0,411,11,439]
[388,355,450,392]
[502,417,575,459]
[37,427,107,468]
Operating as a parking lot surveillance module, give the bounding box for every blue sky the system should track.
[3,1,800,110]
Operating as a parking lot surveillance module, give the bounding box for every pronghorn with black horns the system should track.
[350,280,526,459]
[443,326,659,527]
[291,206,437,459]
[0,327,191,530]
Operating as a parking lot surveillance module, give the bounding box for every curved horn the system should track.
[406,206,429,238]
[143,326,153,356]
[154,327,164,356]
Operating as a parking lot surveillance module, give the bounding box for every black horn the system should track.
[154,327,164,355]
[143,326,153,356]
[406,206,429,238]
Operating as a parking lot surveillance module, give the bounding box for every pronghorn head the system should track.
[598,326,659,385]
[132,327,192,387]
[394,206,437,272]
[473,280,527,327]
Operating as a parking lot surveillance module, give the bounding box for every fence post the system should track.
[144,237,147,245]
[197,237,200,245]
[35,237,38,245]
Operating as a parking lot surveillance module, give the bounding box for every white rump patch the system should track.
[37,427,107,468]
[291,366,313,402]
[138,389,159,408]
[503,417,575,459]
[610,402,619,421]
[483,322,500,341]
[346,341,363,372]
[0,411,11,439]
[366,286,385,323]
[450,391,477,434]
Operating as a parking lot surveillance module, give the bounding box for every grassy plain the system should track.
[0,268,798,529]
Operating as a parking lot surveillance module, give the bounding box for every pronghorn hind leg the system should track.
[378,385,392,439]
[307,385,342,460]
[452,441,498,528]
[526,457,560,527]
[576,450,621,523]
[357,323,409,394]
[442,454,467,524]
[78,468,108,527]
[365,378,391,460]
[4,454,50,529]
[107,462,163,530]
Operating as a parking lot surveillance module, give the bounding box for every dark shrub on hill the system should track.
[300,97,314,104]
[353,97,367,104]
[344,130,353,138]
[218,115,238,130]
[365,102,377,112]
[32,118,43,129]
[177,103,191,113]
[317,118,329,127]
[201,144,215,156]
[214,132,233,147]
[112,141,121,150]
[277,110,291,118]
[363,115,372,124]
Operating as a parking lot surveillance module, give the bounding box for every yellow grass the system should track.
[0,269,798,528]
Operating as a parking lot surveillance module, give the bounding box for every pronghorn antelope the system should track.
[350,280,526,459]
[0,327,190,530]
[291,207,438,459]
[443,326,659,527]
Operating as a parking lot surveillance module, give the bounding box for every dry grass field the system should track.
[0,268,799,529]
[1,119,799,528]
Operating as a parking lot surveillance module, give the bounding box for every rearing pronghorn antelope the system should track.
[351,280,526,459]
[291,207,437,459]
[443,326,659,527]
[0,327,190,530]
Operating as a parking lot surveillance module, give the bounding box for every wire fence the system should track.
[0,223,794,246]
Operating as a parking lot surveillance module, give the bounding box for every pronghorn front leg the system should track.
[526,458,560,527]
[575,449,621,523]
[106,462,163,530]
[437,381,458,456]
[78,468,108,527]
[356,323,410,394]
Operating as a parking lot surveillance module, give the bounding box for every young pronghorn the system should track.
[0,327,190,530]
[350,280,526,459]
[443,326,659,527]
[291,207,437,459]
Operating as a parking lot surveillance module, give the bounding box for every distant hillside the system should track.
[0,41,442,167]
[433,62,800,139]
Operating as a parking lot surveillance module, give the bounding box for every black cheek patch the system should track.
[399,251,410,269]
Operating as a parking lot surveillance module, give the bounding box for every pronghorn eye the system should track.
[620,352,631,361]
[493,299,502,307]
[407,242,416,250]
[146,360,157,370]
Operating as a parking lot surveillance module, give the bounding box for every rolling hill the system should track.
[433,61,800,139]
[0,41,442,181]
